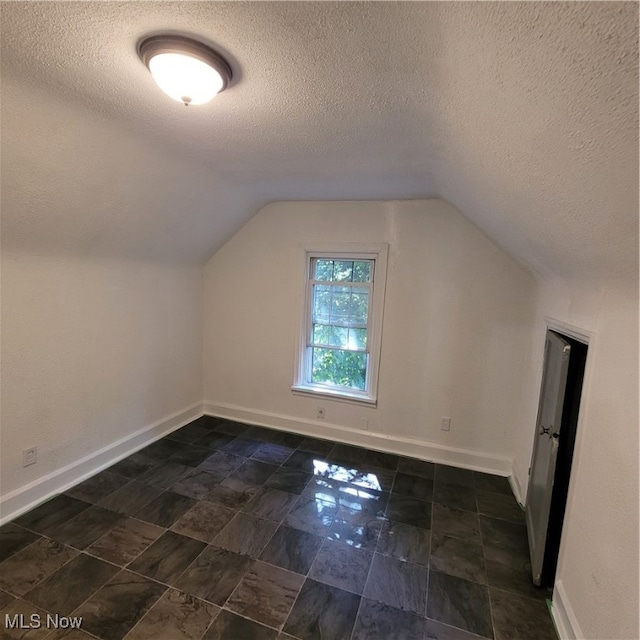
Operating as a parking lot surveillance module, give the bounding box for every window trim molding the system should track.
[292,243,388,405]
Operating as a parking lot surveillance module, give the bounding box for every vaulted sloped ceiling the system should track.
[1,2,637,279]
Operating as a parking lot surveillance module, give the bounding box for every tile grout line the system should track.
[210,515,302,637]
[219,559,306,635]
[16,545,140,640]
[478,500,498,640]
[347,465,397,640]
[81,515,167,570]
[130,515,280,631]
[425,498,433,621]
[201,607,282,640]
[6,536,84,601]
[119,585,184,640]
[347,497,400,640]
[65,568,168,640]
[283,492,374,638]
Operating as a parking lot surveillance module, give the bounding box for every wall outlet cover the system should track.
[23,447,37,467]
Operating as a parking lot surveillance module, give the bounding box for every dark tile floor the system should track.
[0,417,558,640]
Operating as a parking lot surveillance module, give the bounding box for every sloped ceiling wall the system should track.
[1,73,259,264]
[2,2,637,279]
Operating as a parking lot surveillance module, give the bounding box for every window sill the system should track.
[291,384,377,407]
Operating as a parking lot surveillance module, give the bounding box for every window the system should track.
[293,245,388,404]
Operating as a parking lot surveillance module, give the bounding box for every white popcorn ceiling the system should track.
[1,2,637,279]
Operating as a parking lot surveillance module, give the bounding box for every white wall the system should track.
[0,72,219,522]
[0,252,203,520]
[203,200,537,472]
[513,277,639,640]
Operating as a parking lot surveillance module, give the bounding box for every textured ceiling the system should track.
[1,2,638,278]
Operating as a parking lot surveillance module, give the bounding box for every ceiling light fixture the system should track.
[138,35,232,106]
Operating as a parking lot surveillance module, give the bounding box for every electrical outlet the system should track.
[440,417,451,431]
[23,446,37,467]
[360,418,369,431]
[317,407,326,420]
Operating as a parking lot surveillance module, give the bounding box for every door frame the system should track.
[543,317,593,346]
[532,317,594,589]
[527,329,573,585]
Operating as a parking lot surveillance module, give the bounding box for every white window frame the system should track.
[292,243,388,405]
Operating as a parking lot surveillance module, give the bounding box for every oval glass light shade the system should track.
[138,35,232,106]
[148,53,224,105]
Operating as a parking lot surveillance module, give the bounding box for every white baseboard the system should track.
[2,399,517,526]
[551,579,584,640]
[203,401,512,476]
[0,402,203,526]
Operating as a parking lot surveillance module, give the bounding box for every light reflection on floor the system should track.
[312,460,382,492]
[311,460,385,517]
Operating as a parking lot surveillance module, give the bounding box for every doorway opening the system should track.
[527,327,588,588]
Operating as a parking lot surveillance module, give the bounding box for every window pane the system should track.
[313,285,331,323]
[315,260,334,281]
[330,287,351,322]
[313,259,372,283]
[311,348,367,390]
[312,324,331,345]
[312,325,351,349]
[333,261,354,282]
[330,326,349,349]
[348,328,367,350]
[350,288,369,324]
[352,261,372,282]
